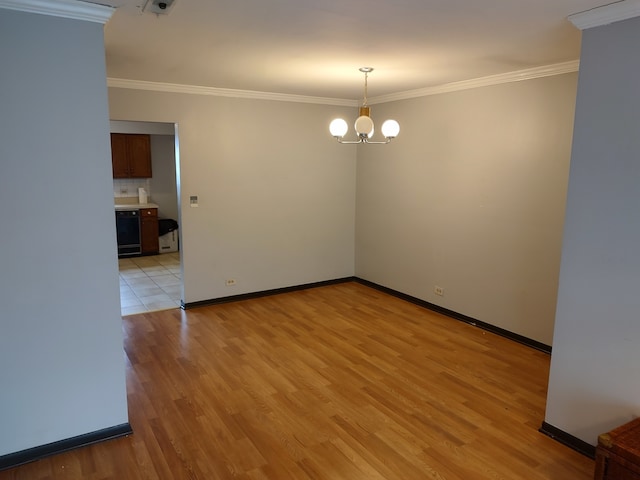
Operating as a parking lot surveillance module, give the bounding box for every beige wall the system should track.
[109,89,357,303]
[110,72,577,346]
[356,73,578,345]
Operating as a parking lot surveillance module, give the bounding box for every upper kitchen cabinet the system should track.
[111,133,152,178]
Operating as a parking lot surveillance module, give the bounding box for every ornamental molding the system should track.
[0,0,114,24]
[108,61,580,106]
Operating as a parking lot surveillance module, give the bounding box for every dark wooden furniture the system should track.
[595,417,640,480]
[110,133,152,178]
[139,207,158,255]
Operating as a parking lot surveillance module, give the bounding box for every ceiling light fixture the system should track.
[330,67,400,144]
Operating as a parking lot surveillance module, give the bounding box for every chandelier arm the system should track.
[335,137,393,144]
[335,138,364,144]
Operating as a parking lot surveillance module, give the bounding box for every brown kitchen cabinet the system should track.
[111,133,152,178]
[140,208,159,255]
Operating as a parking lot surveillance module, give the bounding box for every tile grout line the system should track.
[118,253,182,316]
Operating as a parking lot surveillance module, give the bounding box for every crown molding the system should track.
[108,60,579,106]
[569,0,640,30]
[368,60,580,105]
[107,78,358,107]
[0,0,114,23]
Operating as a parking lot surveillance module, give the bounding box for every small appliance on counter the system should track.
[138,187,148,204]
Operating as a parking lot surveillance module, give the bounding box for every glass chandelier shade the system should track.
[329,68,400,144]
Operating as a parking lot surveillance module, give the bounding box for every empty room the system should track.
[2,0,640,478]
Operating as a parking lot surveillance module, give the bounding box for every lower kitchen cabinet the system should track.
[140,208,159,255]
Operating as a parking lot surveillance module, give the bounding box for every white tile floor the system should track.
[119,252,182,316]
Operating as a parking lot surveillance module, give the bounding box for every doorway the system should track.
[110,120,182,315]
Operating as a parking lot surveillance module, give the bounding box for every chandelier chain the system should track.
[363,71,369,106]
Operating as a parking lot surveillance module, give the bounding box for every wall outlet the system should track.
[434,285,444,296]
[225,279,236,286]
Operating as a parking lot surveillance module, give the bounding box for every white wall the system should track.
[356,74,578,345]
[150,135,179,221]
[0,9,128,456]
[545,16,640,445]
[109,89,356,303]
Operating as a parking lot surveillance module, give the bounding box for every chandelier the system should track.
[329,67,400,144]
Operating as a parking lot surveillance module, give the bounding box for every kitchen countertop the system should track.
[115,202,159,211]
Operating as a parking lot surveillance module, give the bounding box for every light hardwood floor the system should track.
[1,282,594,479]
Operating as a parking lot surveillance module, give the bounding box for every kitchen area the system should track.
[111,121,182,315]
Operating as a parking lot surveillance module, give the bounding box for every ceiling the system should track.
[101,0,608,101]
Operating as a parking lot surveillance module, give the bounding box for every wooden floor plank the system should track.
[0,282,594,479]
